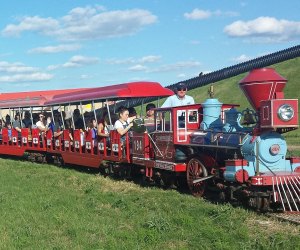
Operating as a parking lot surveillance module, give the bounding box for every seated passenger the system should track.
[12,113,25,134]
[88,118,98,146]
[98,113,111,146]
[114,107,133,144]
[47,115,63,138]
[128,107,138,119]
[144,103,156,125]
[6,122,12,141]
[73,108,85,130]
[22,111,32,128]
[36,113,48,133]
[31,113,38,129]
[84,111,90,126]
[5,114,11,125]
[63,114,74,142]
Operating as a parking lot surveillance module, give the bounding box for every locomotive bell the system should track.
[132,118,146,133]
[241,108,256,125]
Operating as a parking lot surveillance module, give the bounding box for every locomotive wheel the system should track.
[187,157,208,197]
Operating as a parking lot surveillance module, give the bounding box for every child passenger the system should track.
[88,118,98,146]
[98,113,111,145]
[6,122,12,140]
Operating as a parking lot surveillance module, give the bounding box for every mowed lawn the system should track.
[0,158,299,249]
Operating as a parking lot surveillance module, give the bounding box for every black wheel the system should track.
[45,154,54,164]
[187,157,208,197]
[256,197,270,212]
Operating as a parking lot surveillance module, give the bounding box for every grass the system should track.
[0,158,299,249]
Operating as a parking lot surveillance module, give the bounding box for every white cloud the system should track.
[128,64,148,71]
[184,9,211,20]
[63,55,99,68]
[149,61,201,73]
[231,54,253,63]
[0,72,53,83]
[80,74,91,79]
[0,60,52,83]
[2,16,59,37]
[106,55,161,65]
[106,58,135,65]
[0,61,38,73]
[2,6,157,41]
[184,9,239,20]
[48,55,99,70]
[28,44,82,54]
[139,55,161,63]
[224,16,300,42]
[177,73,186,78]
[214,10,239,17]
[129,76,146,81]
[47,65,60,71]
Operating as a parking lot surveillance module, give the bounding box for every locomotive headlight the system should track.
[277,104,294,121]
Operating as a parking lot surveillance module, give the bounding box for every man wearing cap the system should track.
[161,82,195,107]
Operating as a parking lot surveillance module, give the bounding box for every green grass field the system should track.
[0,158,299,249]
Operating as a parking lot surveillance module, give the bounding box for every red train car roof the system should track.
[45,82,173,105]
[0,88,89,108]
[0,96,47,108]
[0,88,88,101]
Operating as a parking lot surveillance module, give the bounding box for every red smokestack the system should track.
[239,68,287,111]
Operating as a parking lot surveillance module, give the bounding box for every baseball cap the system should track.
[176,82,187,91]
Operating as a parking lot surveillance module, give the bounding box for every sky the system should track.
[0,0,299,93]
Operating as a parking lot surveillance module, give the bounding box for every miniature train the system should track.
[0,68,299,212]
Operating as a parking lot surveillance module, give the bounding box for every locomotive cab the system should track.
[154,104,202,145]
[147,103,240,164]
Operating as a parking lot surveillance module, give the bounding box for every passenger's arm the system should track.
[116,123,133,136]
[54,131,63,138]
[97,123,109,137]
[37,125,48,132]
[14,126,22,133]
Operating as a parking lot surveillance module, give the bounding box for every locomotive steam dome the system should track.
[239,68,287,111]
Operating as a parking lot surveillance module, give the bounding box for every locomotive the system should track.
[143,67,299,212]
[0,68,299,212]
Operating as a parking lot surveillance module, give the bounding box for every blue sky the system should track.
[0,0,299,93]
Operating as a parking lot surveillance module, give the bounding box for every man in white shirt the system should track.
[161,82,195,108]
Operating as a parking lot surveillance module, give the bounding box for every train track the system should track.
[266,213,300,226]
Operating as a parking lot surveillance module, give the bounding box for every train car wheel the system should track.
[187,157,208,197]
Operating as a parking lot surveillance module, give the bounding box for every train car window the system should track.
[221,108,230,123]
[177,110,186,129]
[156,111,172,132]
[188,110,198,123]
[262,106,269,120]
